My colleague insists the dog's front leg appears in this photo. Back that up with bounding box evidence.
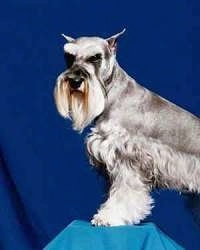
[87,128,153,226]
[91,164,153,226]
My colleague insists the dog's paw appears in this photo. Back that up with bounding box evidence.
[91,213,110,226]
[91,210,125,227]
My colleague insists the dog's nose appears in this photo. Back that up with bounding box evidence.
[68,76,84,89]
[64,67,86,89]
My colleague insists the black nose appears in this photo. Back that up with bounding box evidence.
[64,67,87,89]
[68,76,84,89]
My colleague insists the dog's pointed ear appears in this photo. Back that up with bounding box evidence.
[106,28,126,52]
[61,34,75,43]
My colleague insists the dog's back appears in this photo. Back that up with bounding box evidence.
[109,79,200,156]
[146,89,200,156]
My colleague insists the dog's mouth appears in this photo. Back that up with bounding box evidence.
[69,82,85,94]
[70,90,82,95]
[55,74,105,131]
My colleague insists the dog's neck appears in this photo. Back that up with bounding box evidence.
[105,61,136,102]
[94,61,137,125]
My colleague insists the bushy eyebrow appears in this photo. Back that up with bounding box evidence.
[64,43,105,60]
[64,43,78,56]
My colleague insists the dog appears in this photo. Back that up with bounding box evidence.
[54,29,200,226]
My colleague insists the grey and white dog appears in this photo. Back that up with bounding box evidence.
[54,30,200,226]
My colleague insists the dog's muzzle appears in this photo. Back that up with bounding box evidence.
[64,66,88,90]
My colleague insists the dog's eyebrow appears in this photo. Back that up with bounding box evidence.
[64,43,78,56]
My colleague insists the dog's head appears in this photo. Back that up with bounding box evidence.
[54,29,125,132]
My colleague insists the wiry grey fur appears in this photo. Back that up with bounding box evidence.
[54,31,200,226]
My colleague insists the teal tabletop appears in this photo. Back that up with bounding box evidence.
[44,220,184,250]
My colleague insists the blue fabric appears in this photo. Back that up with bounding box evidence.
[0,1,200,250]
[44,220,184,250]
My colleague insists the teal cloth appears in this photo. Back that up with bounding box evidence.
[44,220,184,250]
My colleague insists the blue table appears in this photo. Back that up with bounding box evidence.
[44,220,184,250]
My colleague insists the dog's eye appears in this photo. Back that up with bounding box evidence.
[64,53,75,68]
[87,53,102,63]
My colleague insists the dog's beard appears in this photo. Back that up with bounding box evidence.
[54,76,105,132]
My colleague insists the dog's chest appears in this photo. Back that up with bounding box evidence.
[86,122,158,187]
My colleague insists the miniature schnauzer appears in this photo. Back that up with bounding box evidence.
[54,29,200,226]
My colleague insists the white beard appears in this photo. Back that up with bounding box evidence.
[54,75,105,132]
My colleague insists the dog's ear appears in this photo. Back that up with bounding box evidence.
[61,34,75,43]
[106,28,126,52]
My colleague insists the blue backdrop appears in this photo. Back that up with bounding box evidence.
[0,1,200,249]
